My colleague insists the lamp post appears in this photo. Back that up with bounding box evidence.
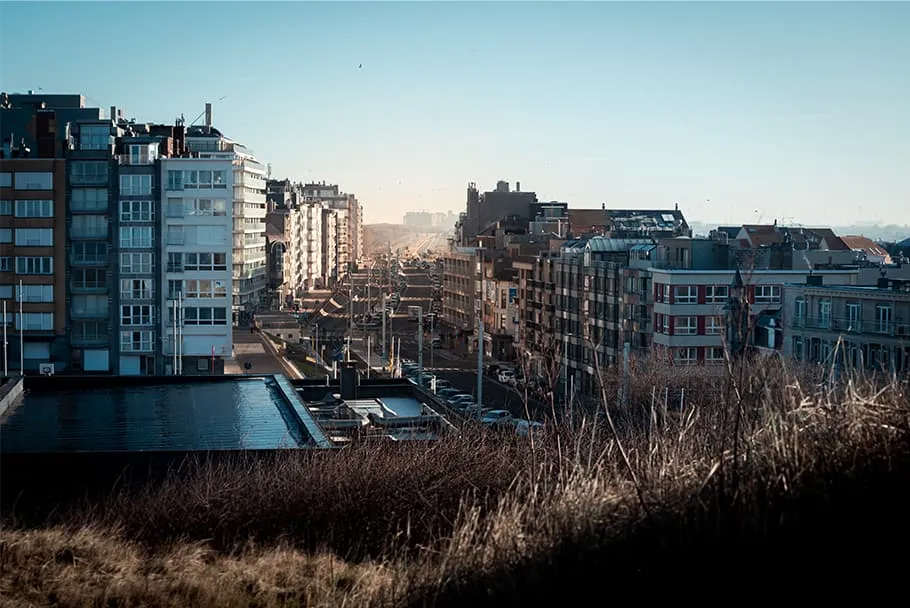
[476,247,484,410]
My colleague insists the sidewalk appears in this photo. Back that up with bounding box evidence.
[225,329,304,379]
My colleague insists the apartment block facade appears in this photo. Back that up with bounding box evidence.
[0,158,67,372]
[782,278,910,372]
[2,92,240,375]
[161,158,233,374]
[185,120,267,323]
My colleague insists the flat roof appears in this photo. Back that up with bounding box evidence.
[0,375,331,453]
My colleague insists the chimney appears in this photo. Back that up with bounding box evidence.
[877,277,890,289]
[110,106,116,121]
[204,102,213,130]
[516,181,520,192]
[339,362,359,400]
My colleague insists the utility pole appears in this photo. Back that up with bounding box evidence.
[476,248,484,410]
[564,333,570,408]
[417,306,423,388]
[381,292,387,364]
[430,311,434,370]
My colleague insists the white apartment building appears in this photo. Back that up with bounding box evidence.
[185,116,267,324]
[322,209,339,286]
[161,158,233,374]
[286,201,324,294]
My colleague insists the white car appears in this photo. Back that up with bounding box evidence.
[447,394,474,406]
[498,370,516,384]
[481,410,514,426]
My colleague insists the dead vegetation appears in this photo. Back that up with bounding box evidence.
[2,359,908,606]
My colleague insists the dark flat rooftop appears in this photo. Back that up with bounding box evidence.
[0,376,323,453]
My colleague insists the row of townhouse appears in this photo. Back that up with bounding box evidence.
[265,180,363,307]
[444,207,909,398]
[0,92,267,374]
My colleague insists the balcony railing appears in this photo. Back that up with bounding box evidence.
[71,308,110,320]
[71,282,108,294]
[792,316,909,337]
[120,290,155,301]
[70,333,110,347]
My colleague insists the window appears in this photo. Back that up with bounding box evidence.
[185,279,227,299]
[166,226,184,245]
[70,162,108,185]
[14,199,53,217]
[121,330,154,352]
[16,284,54,303]
[120,279,153,300]
[0,285,12,299]
[655,313,667,334]
[846,303,860,330]
[166,197,184,217]
[72,295,108,317]
[818,299,832,329]
[0,200,11,215]
[70,215,108,239]
[673,286,697,304]
[14,172,53,190]
[675,347,697,365]
[72,321,107,343]
[167,279,183,298]
[166,170,183,190]
[0,228,10,243]
[0,173,11,188]
[706,285,729,304]
[120,252,153,274]
[794,297,807,325]
[14,228,53,247]
[754,285,781,304]
[16,312,53,331]
[119,174,152,196]
[705,316,723,335]
[875,304,893,334]
[675,316,697,335]
[183,252,227,271]
[128,144,157,165]
[167,252,183,273]
[72,268,106,289]
[16,256,53,275]
[79,125,112,150]
[792,337,804,361]
[120,200,154,222]
[706,347,725,363]
[120,226,153,248]
[0,257,12,272]
[185,198,227,216]
[121,305,153,326]
[72,242,107,264]
[183,306,228,325]
[70,188,108,211]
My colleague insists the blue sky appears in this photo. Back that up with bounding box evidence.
[1,1,908,225]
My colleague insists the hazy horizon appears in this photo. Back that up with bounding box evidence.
[2,1,907,225]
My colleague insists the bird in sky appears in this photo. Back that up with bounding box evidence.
[358,64,362,69]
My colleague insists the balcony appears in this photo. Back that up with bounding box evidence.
[70,332,110,347]
[71,307,110,320]
[70,281,108,295]
[791,316,909,337]
[120,290,155,301]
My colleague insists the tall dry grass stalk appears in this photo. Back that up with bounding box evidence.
[2,359,908,606]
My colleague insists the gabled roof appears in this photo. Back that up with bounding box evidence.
[738,225,783,248]
[841,235,893,263]
[805,228,849,251]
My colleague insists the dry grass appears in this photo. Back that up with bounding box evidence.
[2,359,909,606]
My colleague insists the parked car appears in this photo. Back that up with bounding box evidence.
[437,388,461,400]
[447,394,474,406]
[498,369,516,384]
[514,419,545,437]
[481,410,514,426]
